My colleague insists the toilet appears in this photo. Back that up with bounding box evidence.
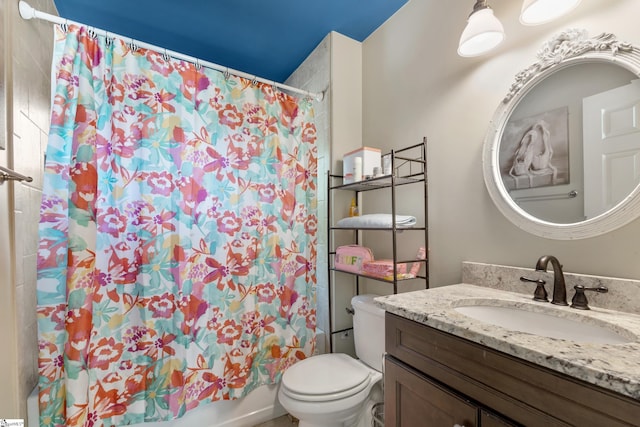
[278,295,385,427]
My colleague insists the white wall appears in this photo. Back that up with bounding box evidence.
[362,0,640,288]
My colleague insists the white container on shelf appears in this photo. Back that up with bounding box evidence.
[343,147,381,183]
[353,157,363,181]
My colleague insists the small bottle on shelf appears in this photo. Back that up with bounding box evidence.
[349,198,359,217]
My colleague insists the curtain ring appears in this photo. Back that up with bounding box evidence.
[162,49,170,62]
[271,81,278,94]
[195,58,202,70]
[128,38,137,51]
[251,76,258,87]
[224,68,230,80]
[61,19,68,33]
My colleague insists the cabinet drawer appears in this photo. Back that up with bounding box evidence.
[385,356,478,427]
[386,313,640,426]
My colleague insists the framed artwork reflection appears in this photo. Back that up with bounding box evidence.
[499,106,569,191]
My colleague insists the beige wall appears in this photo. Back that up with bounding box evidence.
[327,33,362,355]
[0,0,57,420]
[329,32,363,170]
[362,0,640,289]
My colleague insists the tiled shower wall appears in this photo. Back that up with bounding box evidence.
[285,35,331,352]
[0,0,57,419]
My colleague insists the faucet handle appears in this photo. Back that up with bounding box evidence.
[520,276,548,302]
[570,285,608,310]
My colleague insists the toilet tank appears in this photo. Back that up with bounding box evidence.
[351,294,386,372]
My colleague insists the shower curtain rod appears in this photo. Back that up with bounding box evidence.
[18,1,324,101]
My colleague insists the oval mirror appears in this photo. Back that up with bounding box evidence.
[483,29,640,239]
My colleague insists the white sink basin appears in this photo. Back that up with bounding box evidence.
[454,304,632,344]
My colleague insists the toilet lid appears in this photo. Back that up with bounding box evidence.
[281,353,372,400]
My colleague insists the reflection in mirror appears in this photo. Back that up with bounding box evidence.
[483,29,640,239]
[500,62,639,224]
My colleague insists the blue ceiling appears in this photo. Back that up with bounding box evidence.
[53,0,408,82]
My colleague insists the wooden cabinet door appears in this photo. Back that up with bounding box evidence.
[480,410,519,427]
[385,356,478,427]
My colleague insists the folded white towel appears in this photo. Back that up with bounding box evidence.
[336,214,417,228]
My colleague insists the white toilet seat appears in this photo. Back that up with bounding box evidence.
[280,353,375,402]
[281,374,372,402]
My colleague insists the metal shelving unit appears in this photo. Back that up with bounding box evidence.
[327,138,428,352]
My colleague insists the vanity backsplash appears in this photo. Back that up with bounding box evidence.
[462,262,640,315]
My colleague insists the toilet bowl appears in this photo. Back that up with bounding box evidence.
[278,295,385,427]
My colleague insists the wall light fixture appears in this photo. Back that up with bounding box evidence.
[458,0,505,57]
[459,0,582,57]
[520,0,582,25]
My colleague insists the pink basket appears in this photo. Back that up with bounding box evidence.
[335,245,374,273]
[363,260,408,279]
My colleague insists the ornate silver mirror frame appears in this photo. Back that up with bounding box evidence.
[483,29,640,240]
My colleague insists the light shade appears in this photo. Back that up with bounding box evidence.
[458,6,505,57]
[520,0,582,25]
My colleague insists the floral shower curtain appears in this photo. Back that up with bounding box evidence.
[37,25,317,427]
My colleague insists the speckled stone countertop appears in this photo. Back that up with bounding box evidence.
[375,284,640,400]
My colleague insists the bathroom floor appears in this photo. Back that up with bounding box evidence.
[254,414,298,427]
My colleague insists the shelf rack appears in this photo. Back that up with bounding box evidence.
[327,138,428,352]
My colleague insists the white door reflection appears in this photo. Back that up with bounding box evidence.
[583,79,640,219]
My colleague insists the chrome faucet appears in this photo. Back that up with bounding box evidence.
[535,255,568,306]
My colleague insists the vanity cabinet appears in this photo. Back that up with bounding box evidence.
[384,313,640,427]
[385,356,514,427]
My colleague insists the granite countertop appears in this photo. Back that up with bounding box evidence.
[375,283,640,400]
